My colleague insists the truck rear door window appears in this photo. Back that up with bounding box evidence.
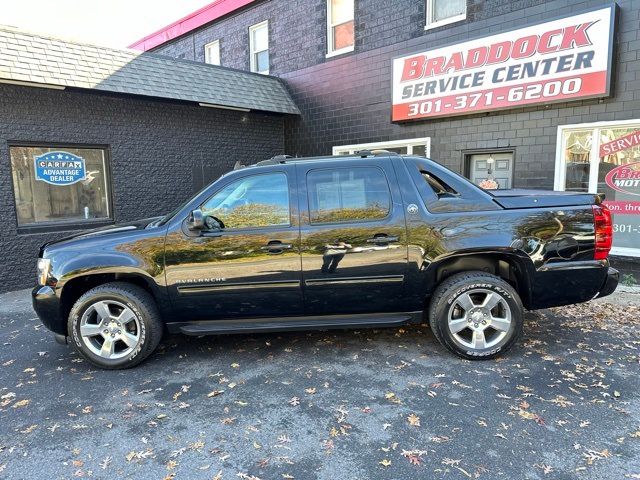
[307,167,390,224]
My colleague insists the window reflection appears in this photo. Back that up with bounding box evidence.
[307,167,390,224]
[202,173,289,229]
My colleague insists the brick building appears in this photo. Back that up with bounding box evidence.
[135,0,640,282]
[0,27,298,292]
[1,0,639,291]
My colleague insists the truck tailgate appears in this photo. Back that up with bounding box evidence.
[490,189,600,209]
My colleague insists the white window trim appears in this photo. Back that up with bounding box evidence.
[555,118,640,258]
[332,137,431,156]
[326,0,354,58]
[424,0,466,31]
[326,45,354,58]
[204,40,220,65]
[249,20,269,74]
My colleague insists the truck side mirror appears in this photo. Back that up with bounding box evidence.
[187,209,205,231]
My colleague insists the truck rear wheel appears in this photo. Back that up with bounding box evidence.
[67,282,163,369]
[428,272,523,360]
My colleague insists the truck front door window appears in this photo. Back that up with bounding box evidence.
[201,173,290,229]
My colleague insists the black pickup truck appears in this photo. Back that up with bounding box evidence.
[33,152,618,369]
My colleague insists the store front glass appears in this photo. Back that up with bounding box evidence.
[556,121,640,256]
[9,145,112,230]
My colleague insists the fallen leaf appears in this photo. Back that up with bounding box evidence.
[407,413,421,427]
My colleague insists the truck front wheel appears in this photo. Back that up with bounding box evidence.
[67,282,163,369]
[428,272,523,360]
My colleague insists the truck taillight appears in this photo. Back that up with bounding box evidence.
[592,204,613,260]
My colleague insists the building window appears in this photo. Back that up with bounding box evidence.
[333,138,431,157]
[307,167,390,224]
[204,40,221,65]
[249,21,269,74]
[327,0,354,57]
[425,0,466,30]
[9,144,112,230]
[555,120,640,257]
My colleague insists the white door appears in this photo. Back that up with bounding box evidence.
[469,152,514,189]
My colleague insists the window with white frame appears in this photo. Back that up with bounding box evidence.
[425,0,466,30]
[327,0,354,57]
[249,21,269,74]
[204,40,221,65]
[555,120,640,257]
[333,138,431,157]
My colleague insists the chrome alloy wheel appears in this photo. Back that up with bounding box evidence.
[79,300,141,360]
[447,289,512,351]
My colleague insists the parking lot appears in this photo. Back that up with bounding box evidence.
[0,288,639,480]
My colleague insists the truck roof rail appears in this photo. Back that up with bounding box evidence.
[355,149,398,158]
[254,154,293,166]
[250,151,398,167]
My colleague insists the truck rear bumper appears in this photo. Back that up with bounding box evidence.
[594,267,619,299]
[529,260,614,310]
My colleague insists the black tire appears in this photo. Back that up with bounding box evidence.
[428,272,523,360]
[68,282,163,369]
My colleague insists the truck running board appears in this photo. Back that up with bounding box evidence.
[171,312,423,336]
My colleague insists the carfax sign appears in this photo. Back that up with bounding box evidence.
[35,151,86,186]
[392,5,616,121]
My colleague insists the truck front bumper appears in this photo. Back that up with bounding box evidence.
[594,267,619,299]
[32,285,66,336]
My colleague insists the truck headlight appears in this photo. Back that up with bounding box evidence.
[37,258,52,286]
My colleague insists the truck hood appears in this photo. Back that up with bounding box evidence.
[39,216,163,255]
[490,189,602,209]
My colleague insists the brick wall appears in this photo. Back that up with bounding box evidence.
[0,84,285,292]
[151,0,576,76]
[149,0,640,189]
[277,0,639,186]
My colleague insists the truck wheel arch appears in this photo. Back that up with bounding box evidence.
[427,250,535,310]
[59,272,164,326]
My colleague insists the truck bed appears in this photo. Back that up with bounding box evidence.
[490,189,600,209]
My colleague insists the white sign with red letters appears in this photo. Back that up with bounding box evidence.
[392,6,615,121]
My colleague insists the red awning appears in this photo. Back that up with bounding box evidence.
[129,0,255,51]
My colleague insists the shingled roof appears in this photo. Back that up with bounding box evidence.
[0,26,299,115]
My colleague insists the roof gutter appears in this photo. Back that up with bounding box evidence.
[0,79,66,90]
[199,102,250,112]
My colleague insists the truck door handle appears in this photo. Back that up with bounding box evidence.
[366,234,399,244]
[261,240,293,254]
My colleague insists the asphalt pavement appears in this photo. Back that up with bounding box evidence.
[0,288,639,479]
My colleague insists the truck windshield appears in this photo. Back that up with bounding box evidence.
[156,177,224,227]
